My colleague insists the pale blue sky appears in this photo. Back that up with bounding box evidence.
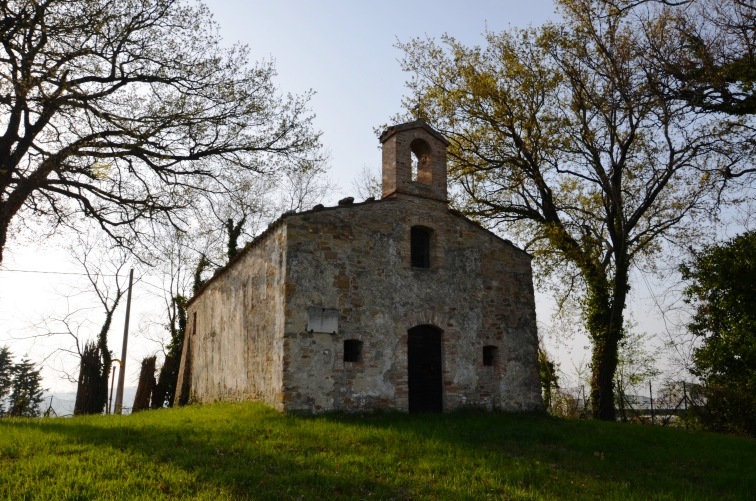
[205,0,559,197]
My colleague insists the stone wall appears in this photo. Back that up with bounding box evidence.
[176,120,543,414]
[181,222,288,408]
[282,194,543,413]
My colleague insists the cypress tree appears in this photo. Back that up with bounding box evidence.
[8,358,44,417]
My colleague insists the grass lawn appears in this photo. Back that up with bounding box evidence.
[1,402,754,500]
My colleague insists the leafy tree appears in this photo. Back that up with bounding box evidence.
[8,357,45,418]
[538,348,560,412]
[681,231,756,435]
[167,295,189,364]
[1,348,45,417]
[397,0,737,419]
[0,346,13,415]
[225,218,247,260]
[0,0,320,265]
[193,254,211,295]
[152,354,180,409]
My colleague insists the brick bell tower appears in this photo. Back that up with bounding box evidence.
[379,120,450,202]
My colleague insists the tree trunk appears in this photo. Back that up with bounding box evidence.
[0,210,9,266]
[132,356,157,413]
[95,311,115,414]
[177,336,193,406]
[74,342,102,415]
[590,335,620,420]
[0,156,58,266]
[586,262,630,421]
[152,354,179,409]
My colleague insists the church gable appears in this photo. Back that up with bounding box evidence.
[177,121,543,414]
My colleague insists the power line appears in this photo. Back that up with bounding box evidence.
[0,268,122,277]
[1,267,172,294]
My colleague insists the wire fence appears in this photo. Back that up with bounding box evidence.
[547,380,703,427]
[35,394,134,418]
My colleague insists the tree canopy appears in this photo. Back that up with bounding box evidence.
[681,231,756,435]
[0,0,320,264]
[397,0,745,419]
[646,0,755,116]
[1,348,45,417]
[0,346,13,413]
[642,0,756,180]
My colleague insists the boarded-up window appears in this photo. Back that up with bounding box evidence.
[343,339,363,362]
[411,226,431,268]
[307,307,339,333]
[483,345,498,366]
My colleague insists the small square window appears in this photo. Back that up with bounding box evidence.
[483,345,497,367]
[344,339,363,363]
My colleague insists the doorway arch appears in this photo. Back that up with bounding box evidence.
[407,325,443,413]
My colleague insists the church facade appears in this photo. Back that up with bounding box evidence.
[175,121,543,413]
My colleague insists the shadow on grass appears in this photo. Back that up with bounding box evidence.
[2,407,412,500]
[303,408,756,499]
[2,404,755,500]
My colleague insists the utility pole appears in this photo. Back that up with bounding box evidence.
[114,269,134,415]
[649,381,655,425]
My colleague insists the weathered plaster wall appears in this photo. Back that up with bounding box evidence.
[182,223,288,408]
[282,194,543,413]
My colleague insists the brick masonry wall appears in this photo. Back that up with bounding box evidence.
[381,126,447,201]
[282,194,543,413]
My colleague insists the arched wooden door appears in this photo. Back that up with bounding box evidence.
[407,325,443,413]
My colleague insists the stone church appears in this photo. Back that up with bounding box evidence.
[175,120,543,413]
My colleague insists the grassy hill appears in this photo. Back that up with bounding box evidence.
[1,403,754,500]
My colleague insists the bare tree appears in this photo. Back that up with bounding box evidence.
[0,0,321,265]
[276,157,335,212]
[17,230,131,413]
[640,0,756,116]
[351,164,382,201]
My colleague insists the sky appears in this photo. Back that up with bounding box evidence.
[203,0,560,195]
[0,0,591,412]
